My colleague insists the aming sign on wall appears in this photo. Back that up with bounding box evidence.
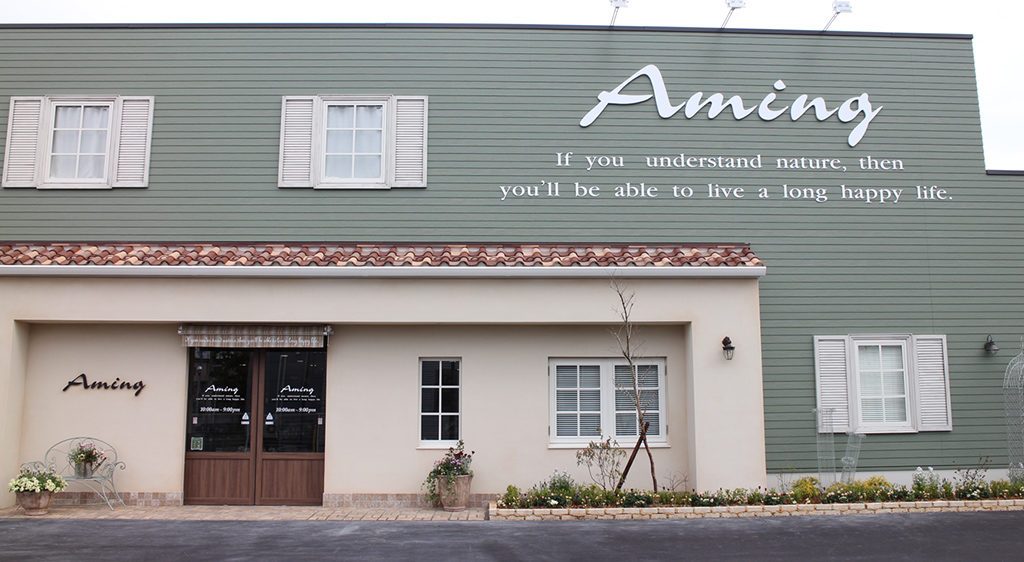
[497,64,952,208]
[579,64,883,147]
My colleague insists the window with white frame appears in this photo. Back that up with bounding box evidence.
[420,359,460,443]
[814,334,952,434]
[2,95,154,189]
[550,358,666,445]
[278,95,427,189]
[49,102,112,182]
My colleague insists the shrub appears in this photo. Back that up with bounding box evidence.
[791,476,821,503]
[941,481,954,499]
[656,489,695,506]
[621,489,655,507]
[497,485,523,508]
[692,490,725,506]
[523,471,578,508]
[576,484,616,507]
[746,487,765,505]
[912,467,942,500]
[575,438,625,491]
[989,479,1015,499]
[953,458,991,500]
[762,489,788,505]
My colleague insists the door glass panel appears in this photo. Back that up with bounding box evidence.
[186,348,253,452]
[262,350,326,453]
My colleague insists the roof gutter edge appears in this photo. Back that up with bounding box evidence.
[0,264,766,279]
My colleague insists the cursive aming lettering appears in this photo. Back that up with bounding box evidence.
[63,373,145,396]
[579,64,883,147]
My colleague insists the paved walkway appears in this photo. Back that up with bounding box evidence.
[0,504,487,521]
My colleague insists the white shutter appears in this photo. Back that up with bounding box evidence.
[913,334,953,431]
[2,97,44,187]
[814,336,852,432]
[392,96,427,187]
[278,96,316,187]
[112,96,154,187]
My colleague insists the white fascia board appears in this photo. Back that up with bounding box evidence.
[0,265,766,279]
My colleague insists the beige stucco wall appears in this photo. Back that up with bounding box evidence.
[19,324,188,493]
[326,324,689,495]
[0,274,765,506]
[0,321,29,504]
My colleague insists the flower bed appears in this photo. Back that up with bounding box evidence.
[488,499,1024,521]
[491,467,1024,520]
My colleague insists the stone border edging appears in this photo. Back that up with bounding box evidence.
[487,499,1024,520]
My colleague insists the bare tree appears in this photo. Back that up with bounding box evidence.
[611,280,658,491]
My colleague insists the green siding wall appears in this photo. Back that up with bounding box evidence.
[1,26,1021,473]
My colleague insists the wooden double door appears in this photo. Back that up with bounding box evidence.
[184,348,326,505]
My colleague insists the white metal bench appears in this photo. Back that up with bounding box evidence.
[22,437,126,510]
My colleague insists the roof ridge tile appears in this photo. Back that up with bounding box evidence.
[0,243,763,269]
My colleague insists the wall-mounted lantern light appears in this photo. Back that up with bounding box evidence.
[722,337,736,360]
[984,335,1000,354]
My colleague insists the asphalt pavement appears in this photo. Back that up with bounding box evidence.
[2,511,1022,561]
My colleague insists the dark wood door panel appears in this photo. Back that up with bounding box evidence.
[258,456,325,505]
[184,455,253,505]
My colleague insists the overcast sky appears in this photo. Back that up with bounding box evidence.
[3,0,1020,169]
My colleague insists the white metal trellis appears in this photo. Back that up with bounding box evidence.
[840,433,865,484]
[1003,341,1024,483]
[814,408,837,487]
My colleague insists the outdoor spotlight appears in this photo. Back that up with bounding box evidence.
[722,337,736,360]
[984,335,1000,354]
[824,0,852,31]
[609,0,629,27]
[721,0,747,29]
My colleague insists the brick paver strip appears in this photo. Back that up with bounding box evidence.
[5,500,1024,521]
[0,505,488,521]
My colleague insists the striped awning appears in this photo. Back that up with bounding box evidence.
[178,325,332,348]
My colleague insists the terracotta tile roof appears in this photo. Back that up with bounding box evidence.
[0,243,763,268]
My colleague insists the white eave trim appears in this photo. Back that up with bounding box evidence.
[0,265,766,279]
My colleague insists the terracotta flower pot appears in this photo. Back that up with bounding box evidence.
[16,491,54,516]
[438,474,473,512]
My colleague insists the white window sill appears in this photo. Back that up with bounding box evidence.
[548,441,670,450]
[37,184,113,190]
[313,183,390,190]
[417,441,461,450]
[853,426,919,435]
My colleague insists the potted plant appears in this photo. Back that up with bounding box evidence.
[423,440,474,511]
[8,466,68,515]
[68,441,107,478]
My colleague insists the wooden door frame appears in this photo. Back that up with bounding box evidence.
[184,348,326,506]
